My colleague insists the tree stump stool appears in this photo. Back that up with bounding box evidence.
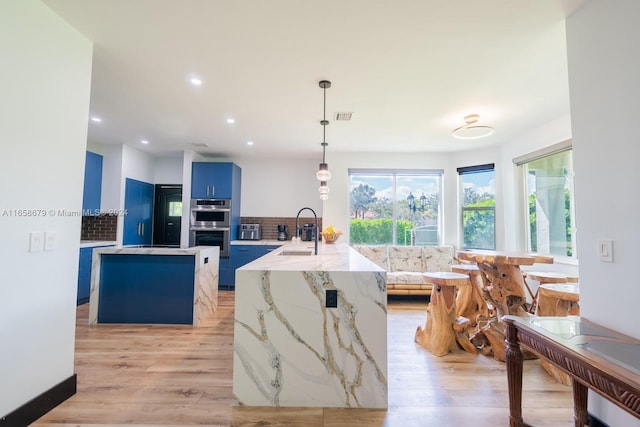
[536,283,581,385]
[415,272,470,356]
[536,283,580,317]
[525,271,569,314]
[451,264,490,321]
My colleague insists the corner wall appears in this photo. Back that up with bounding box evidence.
[566,1,640,425]
[0,1,93,417]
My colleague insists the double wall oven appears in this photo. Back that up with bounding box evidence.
[189,199,231,257]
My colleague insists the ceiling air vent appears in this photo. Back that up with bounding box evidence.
[335,112,353,121]
[190,142,208,148]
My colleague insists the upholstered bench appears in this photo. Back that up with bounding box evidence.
[352,245,456,296]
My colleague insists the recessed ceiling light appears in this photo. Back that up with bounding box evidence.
[226,118,235,124]
[140,140,149,144]
[190,77,202,86]
[247,141,254,146]
[91,116,102,123]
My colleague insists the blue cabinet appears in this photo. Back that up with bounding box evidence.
[82,151,103,214]
[97,254,195,324]
[218,257,232,290]
[77,245,113,305]
[225,244,281,290]
[191,162,241,200]
[123,178,154,246]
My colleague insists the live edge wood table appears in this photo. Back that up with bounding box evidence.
[503,315,640,427]
[456,250,553,361]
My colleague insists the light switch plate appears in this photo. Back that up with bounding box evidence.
[44,231,56,251]
[29,231,44,253]
[599,239,613,262]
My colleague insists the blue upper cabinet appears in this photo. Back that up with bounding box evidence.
[82,151,103,214]
[123,178,154,246]
[191,162,241,200]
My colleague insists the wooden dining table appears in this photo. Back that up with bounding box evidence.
[455,250,553,361]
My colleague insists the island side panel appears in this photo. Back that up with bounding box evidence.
[233,268,387,408]
[193,246,220,326]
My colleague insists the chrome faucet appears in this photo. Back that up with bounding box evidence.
[295,207,318,255]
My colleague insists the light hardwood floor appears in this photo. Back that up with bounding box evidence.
[33,292,573,426]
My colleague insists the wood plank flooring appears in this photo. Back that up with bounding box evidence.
[33,292,573,426]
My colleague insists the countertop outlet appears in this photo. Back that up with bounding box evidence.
[326,289,338,308]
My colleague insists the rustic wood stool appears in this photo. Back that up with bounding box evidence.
[451,264,490,321]
[415,272,470,356]
[536,283,581,385]
[524,271,568,314]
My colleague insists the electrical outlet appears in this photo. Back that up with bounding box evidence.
[29,231,44,253]
[326,289,338,308]
[44,231,56,251]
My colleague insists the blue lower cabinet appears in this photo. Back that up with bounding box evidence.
[77,245,113,305]
[98,254,195,324]
[218,257,233,290]
[227,245,281,290]
[77,248,93,305]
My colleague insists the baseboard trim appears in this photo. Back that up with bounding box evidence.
[0,373,76,426]
[589,412,610,427]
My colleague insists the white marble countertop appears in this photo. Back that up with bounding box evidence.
[239,242,385,273]
[80,240,116,248]
[94,245,215,255]
[231,240,285,245]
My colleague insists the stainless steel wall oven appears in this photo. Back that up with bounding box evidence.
[189,199,231,256]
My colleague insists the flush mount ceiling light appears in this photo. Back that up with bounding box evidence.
[452,114,494,139]
[317,80,332,200]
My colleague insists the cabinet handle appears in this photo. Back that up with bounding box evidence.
[141,223,144,236]
[207,185,210,197]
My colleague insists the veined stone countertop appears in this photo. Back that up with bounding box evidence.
[80,240,116,248]
[94,246,213,255]
[239,242,385,272]
[231,239,285,246]
[233,242,388,409]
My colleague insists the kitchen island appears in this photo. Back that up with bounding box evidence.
[89,246,219,326]
[233,243,388,408]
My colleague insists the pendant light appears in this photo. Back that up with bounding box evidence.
[317,80,332,200]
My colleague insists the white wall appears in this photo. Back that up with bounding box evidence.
[567,2,640,425]
[0,1,92,417]
[235,156,321,217]
[154,156,183,184]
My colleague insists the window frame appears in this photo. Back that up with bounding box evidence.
[514,140,577,260]
[457,164,496,250]
[348,168,444,246]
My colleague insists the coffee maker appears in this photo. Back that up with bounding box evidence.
[277,224,289,241]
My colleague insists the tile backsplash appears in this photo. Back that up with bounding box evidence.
[81,214,117,241]
[240,216,323,241]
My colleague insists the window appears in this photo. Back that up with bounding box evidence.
[458,164,495,250]
[515,141,576,258]
[349,169,442,245]
[168,201,182,217]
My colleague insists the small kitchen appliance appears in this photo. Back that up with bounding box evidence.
[277,224,289,241]
[238,224,261,240]
[302,223,316,241]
